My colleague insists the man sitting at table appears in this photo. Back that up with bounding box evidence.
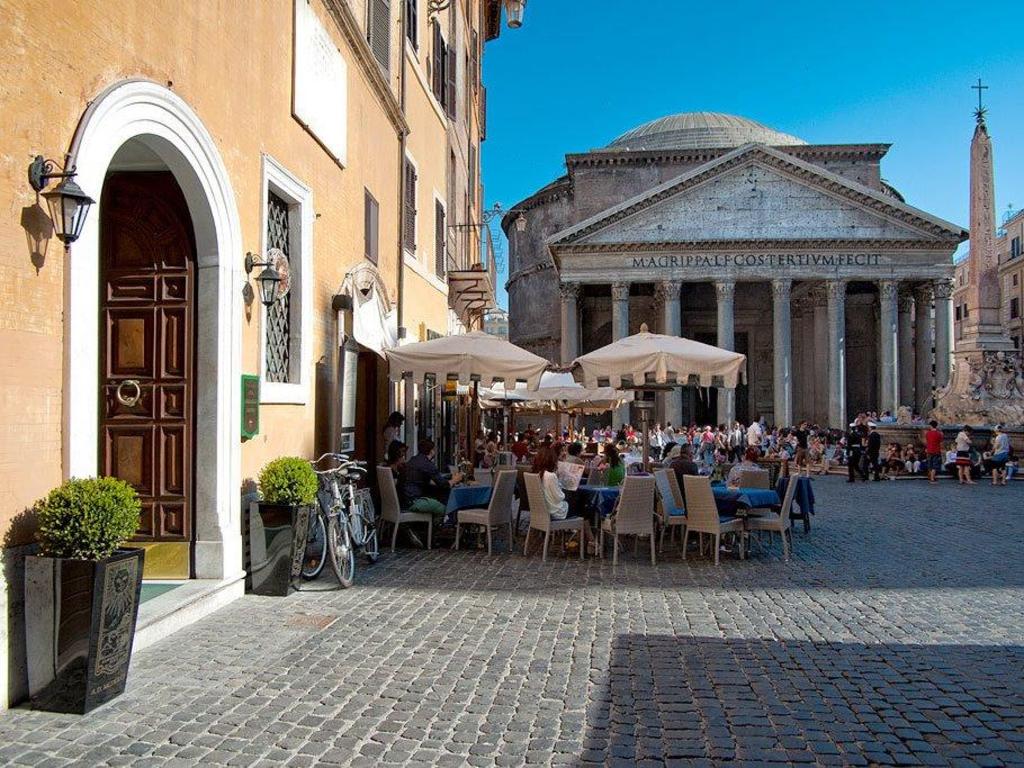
[398,439,462,523]
[726,447,768,488]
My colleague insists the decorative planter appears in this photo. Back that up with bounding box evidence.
[24,547,145,714]
[244,502,311,596]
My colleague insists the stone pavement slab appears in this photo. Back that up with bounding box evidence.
[1,477,1022,766]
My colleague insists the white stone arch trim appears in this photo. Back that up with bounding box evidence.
[64,79,243,579]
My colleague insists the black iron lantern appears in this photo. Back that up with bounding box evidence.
[29,155,95,246]
[255,264,282,308]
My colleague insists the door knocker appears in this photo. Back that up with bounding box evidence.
[115,379,142,407]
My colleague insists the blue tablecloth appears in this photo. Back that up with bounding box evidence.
[445,484,492,517]
[777,476,815,531]
[711,483,782,515]
[578,485,620,518]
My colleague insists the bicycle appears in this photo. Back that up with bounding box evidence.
[301,453,379,587]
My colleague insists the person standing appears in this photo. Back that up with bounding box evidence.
[989,424,1010,486]
[866,424,882,481]
[846,418,868,483]
[923,420,944,484]
[954,425,975,485]
[746,417,763,456]
[792,421,810,477]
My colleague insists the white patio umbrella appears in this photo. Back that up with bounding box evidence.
[571,327,746,390]
[385,330,549,389]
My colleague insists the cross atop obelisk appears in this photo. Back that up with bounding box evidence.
[972,77,988,123]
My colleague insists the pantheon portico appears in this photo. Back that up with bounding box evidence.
[504,113,967,427]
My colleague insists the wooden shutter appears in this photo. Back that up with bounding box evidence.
[445,44,457,119]
[403,160,417,252]
[368,0,391,74]
[471,30,479,93]
[364,189,379,264]
[431,21,444,104]
[435,199,446,277]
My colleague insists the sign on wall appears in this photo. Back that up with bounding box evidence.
[241,375,260,440]
[293,0,348,166]
[339,345,358,453]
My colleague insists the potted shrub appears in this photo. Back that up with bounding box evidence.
[245,457,316,596]
[24,477,144,714]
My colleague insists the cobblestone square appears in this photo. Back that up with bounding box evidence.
[2,477,1022,767]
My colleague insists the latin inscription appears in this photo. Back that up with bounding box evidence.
[631,253,883,270]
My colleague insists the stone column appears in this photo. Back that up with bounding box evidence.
[611,281,631,426]
[878,279,900,413]
[771,278,793,427]
[914,283,934,412]
[715,280,736,426]
[933,278,954,389]
[812,286,829,425]
[826,280,847,427]
[897,290,914,409]
[657,279,683,429]
[559,282,581,365]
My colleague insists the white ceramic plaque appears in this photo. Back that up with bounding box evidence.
[293,0,348,166]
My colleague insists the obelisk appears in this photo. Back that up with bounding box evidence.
[931,87,1024,426]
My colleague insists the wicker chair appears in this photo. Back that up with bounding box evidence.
[588,467,609,487]
[600,475,656,565]
[745,474,798,560]
[681,475,744,565]
[376,465,433,551]
[523,473,585,562]
[455,470,516,555]
[654,469,686,554]
[738,469,771,489]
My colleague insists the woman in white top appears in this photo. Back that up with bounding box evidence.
[989,424,1011,486]
[954,426,975,485]
[535,445,594,548]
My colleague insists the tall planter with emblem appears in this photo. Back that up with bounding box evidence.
[24,477,145,714]
[245,457,316,596]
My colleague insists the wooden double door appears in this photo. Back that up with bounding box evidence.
[99,172,196,577]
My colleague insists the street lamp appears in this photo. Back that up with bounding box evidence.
[28,155,95,246]
[244,250,286,308]
[449,202,526,232]
[504,0,526,28]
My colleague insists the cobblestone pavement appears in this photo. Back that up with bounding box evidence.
[2,477,1023,767]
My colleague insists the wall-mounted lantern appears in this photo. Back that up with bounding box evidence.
[504,0,526,28]
[28,155,95,246]
[245,249,287,308]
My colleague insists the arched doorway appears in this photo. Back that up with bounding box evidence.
[65,80,242,582]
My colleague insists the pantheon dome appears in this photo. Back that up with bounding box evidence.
[607,111,807,151]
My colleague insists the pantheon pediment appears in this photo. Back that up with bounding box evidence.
[548,144,966,251]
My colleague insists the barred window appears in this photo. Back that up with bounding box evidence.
[265,191,292,383]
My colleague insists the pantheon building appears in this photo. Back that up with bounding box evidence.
[503,112,967,428]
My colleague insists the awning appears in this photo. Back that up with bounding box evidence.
[341,264,397,357]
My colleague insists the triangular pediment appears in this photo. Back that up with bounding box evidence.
[548,144,966,249]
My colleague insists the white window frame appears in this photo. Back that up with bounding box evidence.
[260,153,314,405]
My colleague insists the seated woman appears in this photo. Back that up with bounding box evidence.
[902,444,921,475]
[726,447,768,488]
[884,443,903,477]
[385,439,407,478]
[535,445,593,546]
[603,443,626,487]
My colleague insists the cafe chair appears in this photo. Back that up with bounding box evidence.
[376,465,433,552]
[588,468,608,487]
[523,473,585,562]
[455,470,516,555]
[654,469,686,554]
[600,475,656,566]
[745,474,798,560]
[682,475,744,565]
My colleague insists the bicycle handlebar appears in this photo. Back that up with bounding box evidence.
[310,452,366,476]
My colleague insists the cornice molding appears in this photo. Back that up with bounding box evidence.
[322,0,409,136]
[566,143,892,170]
[551,238,958,254]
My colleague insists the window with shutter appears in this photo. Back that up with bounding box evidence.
[368,0,391,74]
[445,44,457,119]
[468,144,476,211]
[431,21,444,105]
[403,159,417,253]
[405,0,417,48]
[364,189,379,264]
[471,30,479,93]
[435,199,446,278]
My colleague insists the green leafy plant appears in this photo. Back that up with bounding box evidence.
[36,477,141,560]
[258,457,318,506]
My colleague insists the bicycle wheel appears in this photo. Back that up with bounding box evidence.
[301,513,327,580]
[328,517,355,588]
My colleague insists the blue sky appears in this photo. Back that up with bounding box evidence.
[481,0,1024,308]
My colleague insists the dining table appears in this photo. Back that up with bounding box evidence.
[710,482,782,516]
[777,475,815,532]
[444,483,493,523]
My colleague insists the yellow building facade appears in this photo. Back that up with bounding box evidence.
[0,0,512,707]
